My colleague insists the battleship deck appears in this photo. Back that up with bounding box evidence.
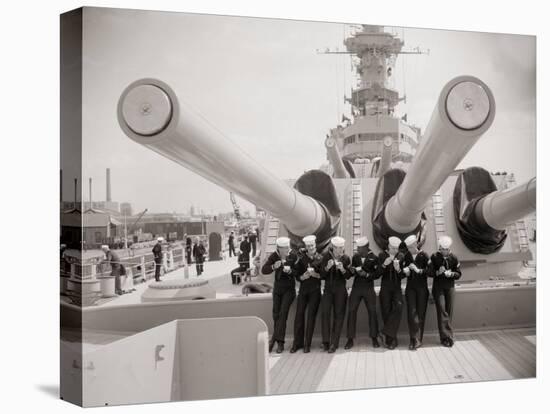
[268,329,536,394]
[61,327,536,395]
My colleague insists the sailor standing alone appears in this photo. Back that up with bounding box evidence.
[261,237,298,353]
[402,234,430,350]
[430,236,462,347]
[344,236,381,349]
[320,236,352,353]
[378,236,405,349]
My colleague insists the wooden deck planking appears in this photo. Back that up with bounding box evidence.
[391,349,410,386]
[267,329,534,395]
[486,332,534,377]
[415,346,441,384]
[401,348,421,385]
[374,348,387,388]
[499,331,536,366]
[479,333,531,378]
[406,350,430,385]
[450,339,484,382]
[364,348,377,388]
[279,352,309,395]
[456,334,513,380]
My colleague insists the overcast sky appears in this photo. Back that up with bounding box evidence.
[71,7,535,214]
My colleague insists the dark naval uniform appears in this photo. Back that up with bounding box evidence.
[378,251,405,346]
[292,249,323,351]
[152,242,162,281]
[261,250,298,346]
[193,243,206,275]
[403,250,430,344]
[346,250,380,341]
[320,251,352,350]
[430,252,462,345]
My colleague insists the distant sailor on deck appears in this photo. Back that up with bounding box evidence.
[248,230,258,258]
[261,236,298,353]
[291,235,322,354]
[101,245,124,295]
[193,237,206,276]
[378,236,405,349]
[184,234,193,264]
[320,236,352,353]
[403,234,430,350]
[152,237,163,282]
[228,231,236,258]
[430,236,462,347]
[240,234,251,261]
[345,236,381,350]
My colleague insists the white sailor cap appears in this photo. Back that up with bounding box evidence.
[157,237,164,242]
[276,237,290,248]
[302,235,316,244]
[356,236,369,247]
[101,244,109,250]
[388,236,401,248]
[331,236,345,247]
[438,236,453,249]
[404,234,417,247]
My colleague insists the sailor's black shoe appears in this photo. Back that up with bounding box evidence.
[372,337,380,348]
[290,344,301,353]
[322,342,330,351]
[276,342,284,354]
[344,338,354,350]
[269,339,275,353]
[303,345,310,353]
[328,344,337,354]
[409,339,416,351]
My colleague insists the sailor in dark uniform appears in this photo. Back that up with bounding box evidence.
[240,235,251,260]
[378,236,405,349]
[430,236,462,347]
[192,238,206,276]
[152,237,163,282]
[403,234,430,350]
[261,237,298,353]
[291,235,322,354]
[320,236,352,353]
[344,236,381,349]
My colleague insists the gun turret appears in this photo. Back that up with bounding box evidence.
[372,76,496,248]
[117,78,338,246]
[454,166,536,253]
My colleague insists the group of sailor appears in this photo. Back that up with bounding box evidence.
[261,233,461,354]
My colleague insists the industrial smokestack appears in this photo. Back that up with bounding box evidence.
[89,177,92,210]
[74,178,77,210]
[106,168,112,202]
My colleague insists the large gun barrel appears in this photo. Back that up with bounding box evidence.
[384,76,496,233]
[325,136,349,179]
[476,177,536,231]
[117,78,328,237]
[378,136,393,177]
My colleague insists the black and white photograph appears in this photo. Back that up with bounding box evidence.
[57,5,537,408]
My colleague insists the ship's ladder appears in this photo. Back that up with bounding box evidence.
[262,215,281,262]
[351,180,363,252]
[431,189,447,239]
[505,174,531,253]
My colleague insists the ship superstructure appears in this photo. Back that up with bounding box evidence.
[323,25,425,178]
